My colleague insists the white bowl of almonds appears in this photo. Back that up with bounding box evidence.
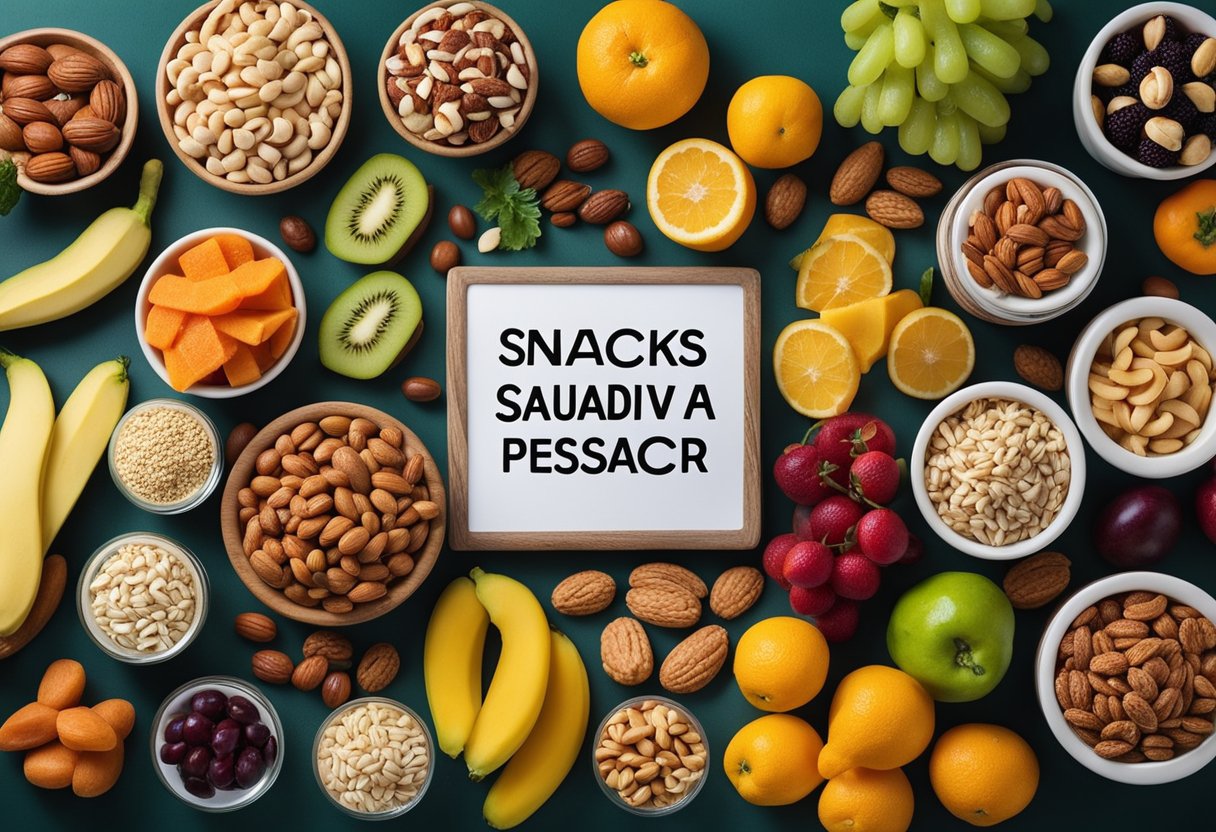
[155,0,351,194]
[910,381,1087,561]
[1066,296,1216,478]
[1035,571,1216,784]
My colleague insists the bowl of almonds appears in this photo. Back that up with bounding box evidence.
[0,28,138,195]
[220,402,445,626]
[378,0,538,157]
[1036,571,1216,784]
[1066,296,1216,478]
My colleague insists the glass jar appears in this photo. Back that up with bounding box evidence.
[107,397,223,513]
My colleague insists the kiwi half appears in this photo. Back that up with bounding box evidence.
[319,271,423,379]
[325,154,431,265]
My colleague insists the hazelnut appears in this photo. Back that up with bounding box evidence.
[430,240,460,275]
[225,422,259,467]
[279,215,316,253]
[604,221,643,257]
[448,204,476,239]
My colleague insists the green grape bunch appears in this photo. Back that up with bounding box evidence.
[835,0,1053,171]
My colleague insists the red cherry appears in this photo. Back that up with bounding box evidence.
[790,584,836,617]
[856,508,909,565]
[830,553,882,600]
[808,496,866,545]
[762,533,798,590]
[782,541,834,589]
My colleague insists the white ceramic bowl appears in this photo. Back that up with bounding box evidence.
[1065,296,1216,478]
[940,160,1107,324]
[1073,2,1216,180]
[1035,571,1216,784]
[133,227,306,398]
[910,381,1087,561]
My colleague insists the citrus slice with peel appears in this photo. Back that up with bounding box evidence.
[789,214,896,269]
[647,138,756,252]
[795,234,893,312]
[773,320,860,418]
[887,307,976,400]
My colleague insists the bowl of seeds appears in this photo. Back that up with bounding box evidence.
[910,381,1087,561]
[107,398,223,514]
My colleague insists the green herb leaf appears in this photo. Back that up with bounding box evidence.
[0,157,21,217]
[472,164,542,250]
[919,266,934,306]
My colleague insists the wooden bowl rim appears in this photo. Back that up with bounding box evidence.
[154,0,353,196]
[0,27,140,196]
[220,402,445,626]
[376,0,538,158]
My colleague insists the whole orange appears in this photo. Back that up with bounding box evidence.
[723,714,825,806]
[733,616,829,712]
[727,75,823,169]
[929,724,1039,827]
[576,0,710,130]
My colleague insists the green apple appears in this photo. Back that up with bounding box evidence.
[886,571,1014,703]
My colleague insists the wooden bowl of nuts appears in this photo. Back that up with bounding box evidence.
[378,0,538,158]
[220,402,445,626]
[154,0,352,195]
[0,28,138,195]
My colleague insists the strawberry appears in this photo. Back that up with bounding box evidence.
[782,540,834,589]
[1198,478,1216,545]
[899,532,925,565]
[830,553,881,600]
[790,584,836,617]
[855,508,909,565]
[772,443,835,506]
[808,495,865,545]
[762,533,798,590]
[849,451,901,506]
[815,599,860,642]
[812,413,897,485]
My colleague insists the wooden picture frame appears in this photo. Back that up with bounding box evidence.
[446,267,761,551]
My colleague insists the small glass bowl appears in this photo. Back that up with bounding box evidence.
[592,695,709,817]
[150,675,284,811]
[77,532,209,664]
[312,697,435,820]
[107,398,224,513]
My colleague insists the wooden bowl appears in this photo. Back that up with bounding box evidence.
[378,0,538,158]
[0,28,139,196]
[220,403,445,626]
[155,0,352,195]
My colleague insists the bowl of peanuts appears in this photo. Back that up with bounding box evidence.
[155,0,352,195]
[910,381,1087,561]
[1065,296,1216,478]
[1035,570,1216,784]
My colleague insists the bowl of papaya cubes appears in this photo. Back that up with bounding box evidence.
[134,228,306,397]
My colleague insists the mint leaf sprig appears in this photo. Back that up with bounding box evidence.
[472,165,541,251]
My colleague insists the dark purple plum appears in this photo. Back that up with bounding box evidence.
[262,735,277,767]
[235,747,266,789]
[1095,485,1182,568]
[226,695,260,725]
[182,711,214,746]
[160,741,188,765]
[207,753,235,789]
[243,721,270,748]
[191,689,228,720]
[181,745,212,779]
[183,777,215,799]
[211,719,242,757]
[163,716,185,743]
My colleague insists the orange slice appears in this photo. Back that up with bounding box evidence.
[646,138,756,252]
[795,234,893,312]
[773,320,860,418]
[888,308,976,399]
[790,214,896,269]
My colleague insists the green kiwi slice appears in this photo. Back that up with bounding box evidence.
[325,154,431,265]
[318,271,423,379]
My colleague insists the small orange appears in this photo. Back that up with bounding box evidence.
[929,724,1039,827]
[818,766,915,832]
[727,75,823,169]
[576,0,709,130]
[723,714,825,806]
[733,616,830,712]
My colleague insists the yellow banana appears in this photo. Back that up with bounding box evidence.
[42,357,129,553]
[483,630,590,829]
[0,160,162,331]
[464,567,550,781]
[0,351,54,635]
[424,576,490,758]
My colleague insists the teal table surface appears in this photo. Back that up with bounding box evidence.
[2,0,1215,829]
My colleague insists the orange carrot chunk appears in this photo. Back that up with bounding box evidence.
[178,238,231,281]
[144,305,187,350]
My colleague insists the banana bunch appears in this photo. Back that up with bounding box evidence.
[0,352,129,635]
[836,0,1052,170]
[425,569,590,829]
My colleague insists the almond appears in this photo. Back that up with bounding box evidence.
[3,74,56,102]
[629,563,707,598]
[234,612,277,642]
[1012,345,1064,392]
[61,117,119,153]
[660,625,729,694]
[709,566,764,619]
[626,584,701,628]
[0,44,54,74]
[0,702,61,751]
[321,671,352,708]
[22,121,62,154]
[38,659,86,710]
[600,617,653,685]
[541,179,592,212]
[56,707,117,752]
[23,739,79,789]
[251,649,294,684]
[764,173,807,230]
[347,580,388,603]
[292,654,329,691]
[829,141,883,205]
[89,79,125,125]
[511,149,560,191]
[91,699,135,741]
[551,570,616,616]
[72,745,124,798]
[2,97,55,125]
[567,138,610,173]
[578,189,630,224]
[0,113,24,151]
[865,190,924,229]
[357,643,400,692]
[47,53,109,93]
[885,166,942,198]
[1002,551,1070,609]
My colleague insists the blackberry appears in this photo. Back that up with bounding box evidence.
[1132,42,1193,85]
[1183,31,1209,58]
[1161,16,1181,43]
[1198,112,1216,140]
[1101,31,1141,66]
[1138,137,1179,167]
[1165,92,1199,130]
[1105,102,1149,150]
